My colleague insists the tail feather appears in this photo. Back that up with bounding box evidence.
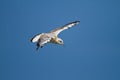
[36,43,43,50]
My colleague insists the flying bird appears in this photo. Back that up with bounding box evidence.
[30,21,80,50]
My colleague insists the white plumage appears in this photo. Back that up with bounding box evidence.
[30,21,80,50]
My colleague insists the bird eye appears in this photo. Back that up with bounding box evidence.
[59,40,62,43]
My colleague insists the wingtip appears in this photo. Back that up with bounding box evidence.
[74,21,80,24]
[30,38,33,43]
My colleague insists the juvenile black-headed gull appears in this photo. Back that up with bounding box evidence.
[31,21,80,50]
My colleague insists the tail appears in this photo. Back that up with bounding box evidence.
[36,43,43,51]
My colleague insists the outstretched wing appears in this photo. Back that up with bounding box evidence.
[36,34,51,50]
[31,33,43,43]
[50,21,80,36]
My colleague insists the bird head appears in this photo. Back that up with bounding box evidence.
[57,38,64,45]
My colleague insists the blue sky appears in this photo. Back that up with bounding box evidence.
[0,0,120,80]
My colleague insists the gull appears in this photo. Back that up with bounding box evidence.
[30,21,80,50]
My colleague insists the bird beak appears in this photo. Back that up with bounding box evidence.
[62,43,64,46]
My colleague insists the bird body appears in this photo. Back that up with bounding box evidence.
[31,21,80,50]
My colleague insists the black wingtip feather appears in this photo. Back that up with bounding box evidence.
[74,21,80,24]
[30,38,33,42]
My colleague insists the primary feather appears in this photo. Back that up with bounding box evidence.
[50,21,80,36]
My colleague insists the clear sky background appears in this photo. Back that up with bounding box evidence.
[0,0,120,80]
